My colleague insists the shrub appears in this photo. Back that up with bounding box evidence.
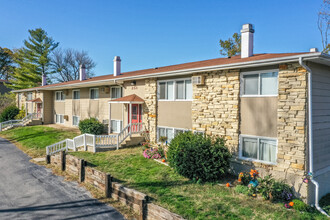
[258,174,293,201]
[235,185,249,195]
[167,131,231,182]
[0,105,19,122]
[0,93,16,113]
[78,118,104,135]
[15,107,26,119]
[292,199,309,212]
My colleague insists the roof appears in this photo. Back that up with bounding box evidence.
[14,52,327,92]
[109,94,144,103]
[27,98,42,103]
[0,79,9,83]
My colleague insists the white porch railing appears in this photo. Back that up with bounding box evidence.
[0,113,42,132]
[46,122,143,155]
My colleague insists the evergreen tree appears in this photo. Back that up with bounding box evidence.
[219,33,241,57]
[8,28,59,89]
[0,47,15,80]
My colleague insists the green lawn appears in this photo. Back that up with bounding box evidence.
[0,125,78,157]
[1,126,328,219]
[71,148,329,220]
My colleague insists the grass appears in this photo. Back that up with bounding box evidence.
[1,126,329,219]
[0,125,78,157]
[70,148,329,220]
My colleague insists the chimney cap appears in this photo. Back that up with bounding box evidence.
[113,56,121,61]
[80,64,86,69]
[310,48,319,52]
[241,23,254,33]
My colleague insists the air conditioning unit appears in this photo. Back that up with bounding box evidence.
[64,115,69,120]
[192,76,204,85]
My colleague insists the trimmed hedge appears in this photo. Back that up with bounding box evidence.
[78,118,104,135]
[167,132,231,182]
[0,105,19,122]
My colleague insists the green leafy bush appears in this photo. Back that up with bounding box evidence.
[0,105,19,122]
[15,107,26,119]
[78,118,104,135]
[320,193,330,214]
[167,132,231,182]
[292,199,309,212]
[258,174,293,201]
[235,185,249,195]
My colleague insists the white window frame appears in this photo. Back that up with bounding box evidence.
[157,126,190,143]
[110,86,122,99]
[27,92,33,101]
[240,69,279,97]
[110,120,122,133]
[55,114,64,124]
[90,88,99,100]
[72,115,80,126]
[239,134,278,165]
[55,91,65,101]
[72,90,80,100]
[157,77,193,101]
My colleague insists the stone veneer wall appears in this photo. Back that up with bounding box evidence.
[191,69,240,153]
[143,79,158,143]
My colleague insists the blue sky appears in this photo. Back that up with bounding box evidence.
[0,0,323,76]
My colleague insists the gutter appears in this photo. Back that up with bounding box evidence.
[299,57,330,217]
[13,53,325,93]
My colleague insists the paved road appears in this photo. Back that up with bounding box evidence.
[0,137,125,220]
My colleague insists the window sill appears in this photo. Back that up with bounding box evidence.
[238,156,277,166]
[158,99,193,102]
[55,100,65,102]
[240,95,278,98]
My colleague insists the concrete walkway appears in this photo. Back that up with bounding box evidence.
[0,137,125,220]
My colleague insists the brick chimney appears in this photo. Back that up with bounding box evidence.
[113,56,121,76]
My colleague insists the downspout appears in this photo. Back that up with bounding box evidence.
[299,57,329,217]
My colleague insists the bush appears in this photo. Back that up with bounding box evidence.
[235,185,249,195]
[78,118,104,135]
[15,107,26,119]
[167,132,231,182]
[258,174,293,201]
[0,105,19,122]
[292,199,309,212]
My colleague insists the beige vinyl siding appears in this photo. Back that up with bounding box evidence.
[240,97,278,137]
[123,80,145,98]
[158,101,192,129]
[311,62,330,171]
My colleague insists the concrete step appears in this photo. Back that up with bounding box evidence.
[121,136,145,147]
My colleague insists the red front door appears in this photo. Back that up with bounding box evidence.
[37,103,42,118]
[128,104,142,124]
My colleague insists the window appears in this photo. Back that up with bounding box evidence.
[73,116,80,126]
[241,71,278,96]
[157,127,189,143]
[90,88,99,99]
[111,87,122,99]
[55,114,64,124]
[111,120,122,133]
[158,79,192,100]
[240,135,277,164]
[73,90,80,100]
[55,91,65,101]
[27,92,33,101]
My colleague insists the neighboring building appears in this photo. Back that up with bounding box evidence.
[0,79,12,95]
[13,24,330,205]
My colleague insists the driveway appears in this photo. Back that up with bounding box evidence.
[0,137,125,220]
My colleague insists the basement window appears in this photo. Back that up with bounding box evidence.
[239,135,277,164]
[55,114,64,124]
[72,116,80,126]
[241,70,278,96]
[157,127,189,143]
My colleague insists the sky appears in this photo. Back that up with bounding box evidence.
[0,0,324,77]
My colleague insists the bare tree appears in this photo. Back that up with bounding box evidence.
[318,0,330,53]
[51,48,96,82]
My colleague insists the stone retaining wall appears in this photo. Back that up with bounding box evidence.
[48,152,184,220]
